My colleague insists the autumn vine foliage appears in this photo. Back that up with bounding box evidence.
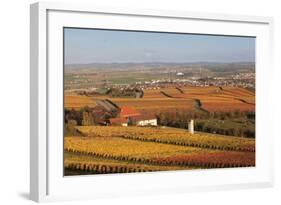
[64,126,255,174]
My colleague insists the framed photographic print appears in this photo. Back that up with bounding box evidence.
[30,2,274,202]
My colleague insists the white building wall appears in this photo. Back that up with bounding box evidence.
[188,119,194,134]
[137,119,157,126]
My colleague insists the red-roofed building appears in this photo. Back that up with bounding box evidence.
[109,106,157,127]
[119,106,141,118]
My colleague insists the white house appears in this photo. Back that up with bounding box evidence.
[176,72,184,76]
[133,115,158,126]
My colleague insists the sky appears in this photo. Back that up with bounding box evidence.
[64,28,255,64]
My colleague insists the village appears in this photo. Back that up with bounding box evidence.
[114,71,255,90]
[65,69,255,96]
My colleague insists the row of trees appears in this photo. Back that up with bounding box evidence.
[65,163,155,174]
[64,107,102,136]
[107,88,144,98]
[195,121,255,138]
[156,110,255,138]
[64,107,93,125]
[157,110,255,121]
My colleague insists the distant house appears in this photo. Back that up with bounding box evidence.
[91,105,115,125]
[109,106,157,127]
[176,72,184,76]
[132,114,157,126]
[89,99,121,125]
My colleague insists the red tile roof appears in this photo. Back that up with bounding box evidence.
[132,114,157,122]
[119,106,140,117]
[110,117,128,124]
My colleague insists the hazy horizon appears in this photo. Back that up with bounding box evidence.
[65,61,255,66]
[64,28,255,65]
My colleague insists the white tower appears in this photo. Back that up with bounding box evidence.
[188,119,194,134]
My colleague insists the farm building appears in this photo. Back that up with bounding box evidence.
[132,114,157,126]
[110,106,157,126]
[91,105,114,125]
[89,99,121,125]
[96,99,120,115]
[88,104,157,127]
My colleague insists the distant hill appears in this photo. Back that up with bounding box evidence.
[65,62,255,71]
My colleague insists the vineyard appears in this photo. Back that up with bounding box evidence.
[142,86,255,112]
[64,152,194,175]
[64,95,96,109]
[64,126,255,175]
[64,86,255,113]
[77,126,255,152]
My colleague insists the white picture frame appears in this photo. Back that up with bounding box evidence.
[30,2,274,202]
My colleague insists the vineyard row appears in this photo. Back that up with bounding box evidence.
[119,135,255,152]
[64,149,254,168]
[65,163,159,174]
